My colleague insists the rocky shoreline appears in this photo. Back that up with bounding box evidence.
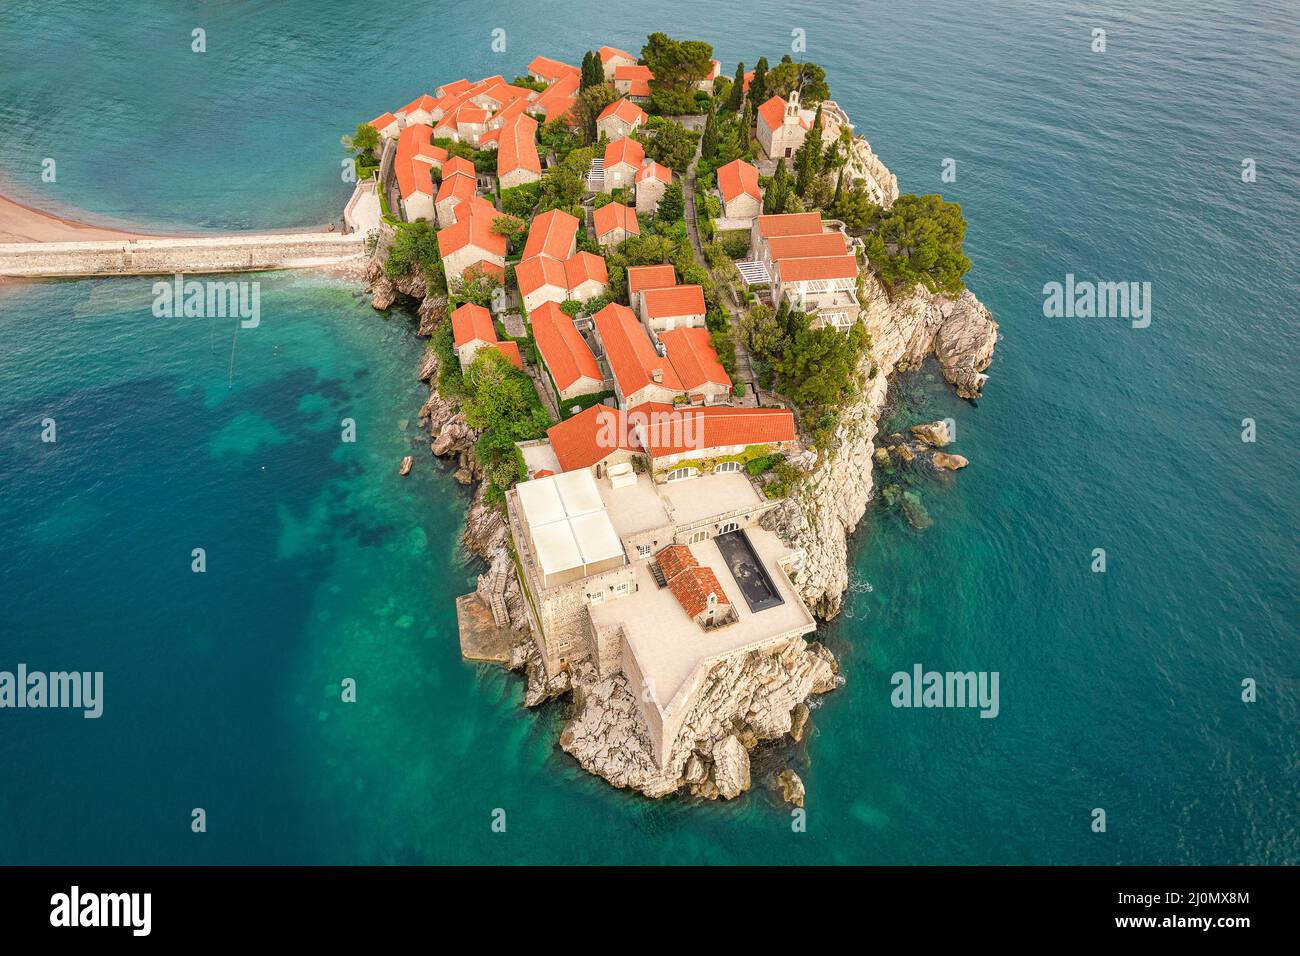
[369,179,997,804]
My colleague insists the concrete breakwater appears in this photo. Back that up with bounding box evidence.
[0,232,366,278]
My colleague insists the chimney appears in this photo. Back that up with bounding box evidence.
[651,368,663,384]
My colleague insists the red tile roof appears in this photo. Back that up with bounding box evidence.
[564,251,608,289]
[632,404,796,457]
[437,204,507,262]
[532,73,580,124]
[437,79,474,98]
[626,264,676,296]
[400,94,439,116]
[530,301,603,391]
[640,283,704,319]
[492,340,524,370]
[757,94,788,132]
[464,259,506,283]
[755,212,824,238]
[435,168,477,205]
[604,136,645,170]
[442,155,476,180]
[522,208,579,261]
[659,327,730,391]
[614,64,654,97]
[593,303,681,396]
[451,303,496,348]
[656,545,732,621]
[514,255,568,297]
[776,254,859,282]
[597,98,647,128]
[546,403,639,472]
[743,71,754,92]
[395,124,441,199]
[498,113,541,177]
[766,232,849,261]
[636,160,672,184]
[528,56,580,82]
[599,46,636,64]
[717,158,761,203]
[369,112,399,131]
[593,201,639,238]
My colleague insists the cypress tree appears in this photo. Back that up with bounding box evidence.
[749,57,768,109]
[833,167,844,206]
[727,61,745,112]
[765,158,788,214]
[795,104,824,197]
[701,104,718,162]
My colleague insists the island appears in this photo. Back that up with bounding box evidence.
[355,36,998,801]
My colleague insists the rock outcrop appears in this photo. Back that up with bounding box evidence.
[931,452,969,471]
[766,272,997,618]
[558,634,837,799]
[777,768,806,807]
[910,420,952,446]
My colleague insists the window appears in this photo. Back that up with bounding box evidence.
[689,529,709,544]
[719,520,740,534]
[588,590,605,605]
[665,466,700,482]
[714,460,742,474]
[612,582,631,596]
[636,544,652,558]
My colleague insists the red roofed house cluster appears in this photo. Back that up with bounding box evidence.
[751,212,862,330]
[450,302,522,371]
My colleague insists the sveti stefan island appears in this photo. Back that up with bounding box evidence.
[1,1,1296,909]
[350,40,996,800]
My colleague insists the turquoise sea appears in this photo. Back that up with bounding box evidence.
[1,0,1296,864]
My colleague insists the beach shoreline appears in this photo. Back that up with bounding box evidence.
[0,191,341,244]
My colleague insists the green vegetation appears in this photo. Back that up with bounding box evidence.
[858,194,971,297]
[637,117,699,172]
[575,84,619,144]
[346,122,379,155]
[580,51,604,91]
[747,57,768,110]
[765,58,831,105]
[384,221,442,287]
[536,146,595,216]
[511,75,547,92]
[558,388,617,418]
[726,62,746,112]
[641,32,714,115]
[657,181,685,223]
[500,181,542,218]
[461,349,553,503]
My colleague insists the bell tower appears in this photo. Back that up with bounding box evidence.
[785,89,800,124]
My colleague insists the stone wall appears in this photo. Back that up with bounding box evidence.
[0,233,365,278]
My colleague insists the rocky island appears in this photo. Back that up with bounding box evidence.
[353,36,997,802]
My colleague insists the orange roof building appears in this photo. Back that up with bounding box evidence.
[716,159,762,220]
[593,303,682,407]
[593,201,639,245]
[659,327,731,397]
[528,55,580,83]
[614,64,654,99]
[597,98,647,139]
[545,403,641,472]
[522,208,579,261]
[599,46,638,80]
[638,283,705,332]
[497,112,541,189]
[655,545,735,629]
[632,404,797,459]
[626,264,676,300]
[530,301,605,399]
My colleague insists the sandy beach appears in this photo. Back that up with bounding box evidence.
[0,193,177,243]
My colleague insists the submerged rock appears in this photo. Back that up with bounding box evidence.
[901,491,933,530]
[910,420,952,446]
[931,452,969,471]
[399,455,413,476]
[777,769,806,808]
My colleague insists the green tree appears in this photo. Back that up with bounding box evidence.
[639,117,699,172]
[575,83,619,144]
[764,158,789,214]
[832,185,878,233]
[765,61,831,105]
[793,104,824,197]
[580,51,603,90]
[384,221,440,278]
[775,320,869,408]
[860,194,971,296]
[701,104,718,162]
[657,181,685,223]
[726,61,746,112]
[748,57,768,109]
[642,32,714,115]
[347,122,379,155]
